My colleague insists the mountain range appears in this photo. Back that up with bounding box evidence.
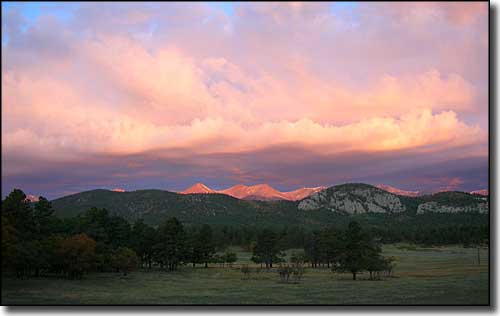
[180,183,325,201]
[50,183,489,226]
[179,183,488,200]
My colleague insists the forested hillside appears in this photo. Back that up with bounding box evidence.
[51,184,489,226]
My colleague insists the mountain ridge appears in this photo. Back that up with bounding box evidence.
[375,184,420,197]
[50,183,489,226]
[180,183,326,201]
[298,183,488,215]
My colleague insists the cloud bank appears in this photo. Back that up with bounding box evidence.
[2,2,488,198]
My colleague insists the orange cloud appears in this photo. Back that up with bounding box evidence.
[2,2,488,171]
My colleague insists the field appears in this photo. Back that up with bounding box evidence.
[1,244,489,305]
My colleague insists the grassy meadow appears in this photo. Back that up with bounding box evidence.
[1,244,489,305]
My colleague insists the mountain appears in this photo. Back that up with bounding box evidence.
[181,183,216,194]
[180,183,325,201]
[25,194,39,202]
[282,187,326,200]
[219,184,289,200]
[299,183,407,214]
[51,184,489,226]
[375,184,420,197]
[416,191,488,215]
[470,189,489,196]
[298,183,488,215]
[51,188,309,226]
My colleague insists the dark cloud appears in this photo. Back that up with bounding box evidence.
[2,145,488,199]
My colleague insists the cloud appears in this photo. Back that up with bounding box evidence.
[1,2,488,197]
[2,144,487,199]
[359,2,487,26]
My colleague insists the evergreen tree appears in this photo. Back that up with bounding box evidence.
[199,224,216,268]
[304,231,321,268]
[156,217,186,271]
[319,228,341,268]
[131,219,157,268]
[252,229,282,268]
[33,197,57,237]
[2,189,35,240]
[106,215,132,249]
[78,207,111,243]
[337,221,379,280]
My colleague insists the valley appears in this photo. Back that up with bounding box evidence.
[1,244,489,305]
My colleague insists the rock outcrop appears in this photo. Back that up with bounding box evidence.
[416,201,488,214]
[298,184,406,214]
[299,184,489,215]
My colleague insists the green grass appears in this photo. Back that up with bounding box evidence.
[2,244,489,305]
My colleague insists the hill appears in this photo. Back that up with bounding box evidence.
[51,189,309,225]
[298,183,488,215]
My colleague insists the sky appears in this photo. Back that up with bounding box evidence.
[2,2,489,199]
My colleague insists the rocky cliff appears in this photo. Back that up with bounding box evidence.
[298,183,488,215]
[298,183,406,214]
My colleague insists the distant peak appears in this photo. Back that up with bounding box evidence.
[194,182,209,188]
[282,186,326,200]
[25,194,39,202]
[218,183,322,201]
[376,184,420,197]
[181,183,216,194]
[470,189,488,196]
[179,183,325,200]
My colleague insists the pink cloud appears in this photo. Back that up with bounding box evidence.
[448,177,464,187]
[358,2,487,26]
[2,2,488,190]
[441,2,487,26]
[436,176,466,192]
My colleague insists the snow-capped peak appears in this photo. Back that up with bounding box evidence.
[181,183,216,194]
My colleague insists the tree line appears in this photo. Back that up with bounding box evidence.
[248,222,394,280]
[1,189,238,278]
[2,188,488,280]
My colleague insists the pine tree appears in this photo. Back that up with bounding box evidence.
[156,217,187,271]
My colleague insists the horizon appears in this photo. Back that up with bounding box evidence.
[2,2,489,200]
[18,181,489,201]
